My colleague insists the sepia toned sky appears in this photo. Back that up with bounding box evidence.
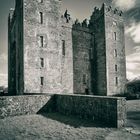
[0,0,140,86]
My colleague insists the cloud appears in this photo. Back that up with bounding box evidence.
[0,53,8,86]
[125,7,140,23]
[0,73,7,87]
[112,0,137,11]
[126,46,140,80]
[0,53,7,61]
[126,71,140,80]
[125,23,140,43]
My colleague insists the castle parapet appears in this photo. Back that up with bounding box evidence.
[104,4,123,20]
[73,19,91,33]
[90,3,123,23]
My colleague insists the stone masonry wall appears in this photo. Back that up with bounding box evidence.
[89,10,107,96]
[8,1,126,96]
[104,5,126,95]
[8,12,17,95]
[55,94,126,128]
[60,17,73,94]
[0,95,126,128]
[24,0,62,93]
[89,4,126,96]
[72,26,92,94]
[0,95,52,119]
[16,0,24,95]
[8,0,24,95]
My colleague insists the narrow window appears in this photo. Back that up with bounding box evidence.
[114,32,117,40]
[114,49,117,57]
[115,77,118,86]
[115,65,117,72]
[40,36,43,47]
[62,40,65,56]
[40,77,44,86]
[40,58,44,67]
[83,74,86,84]
[39,12,43,24]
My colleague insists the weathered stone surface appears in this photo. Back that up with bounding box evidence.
[89,3,126,95]
[8,1,126,96]
[24,0,63,94]
[0,95,52,119]
[0,94,126,128]
[72,25,92,94]
[55,94,126,128]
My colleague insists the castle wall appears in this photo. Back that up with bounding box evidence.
[23,0,63,93]
[89,7,107,96]
[0,94,126,128]
[15,0,24,95]
[60,18,73,94]
[56,94,126,128]
[8,0,24,95]
[8,14,17,95]
[104,6,126,95]
[8,1,126,96]
[72,25,92,94]
[89,4,126,96]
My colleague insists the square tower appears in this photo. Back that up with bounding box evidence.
[8,0,73,95]
[89,4,126,95]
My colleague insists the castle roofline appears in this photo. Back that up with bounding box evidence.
[90,3,124,22]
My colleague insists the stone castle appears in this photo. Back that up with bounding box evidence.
[8,0,126,96]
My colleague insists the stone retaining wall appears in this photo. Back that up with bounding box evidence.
[55,94,126,128]
[0,95,53,119]
[0,94,126,128]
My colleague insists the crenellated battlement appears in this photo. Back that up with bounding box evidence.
[90,3,123,23]
[105,5,123,16]
[72,19,91,33]
[61,14,91,33]
[90,3,105,22]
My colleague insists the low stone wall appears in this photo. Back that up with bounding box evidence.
[55,94,126,128]
[0,94,126,128]
[0,95,53,119]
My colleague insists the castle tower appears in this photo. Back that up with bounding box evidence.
[8,8,17,95]
[8,1,126,96]
[89,4,126,95]
[8,0,73,95]
[72,20,92,94]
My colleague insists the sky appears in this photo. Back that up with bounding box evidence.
[0,0,140,86]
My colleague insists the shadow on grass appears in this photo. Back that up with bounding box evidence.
[36,95,114,128]
[39,112,113,128]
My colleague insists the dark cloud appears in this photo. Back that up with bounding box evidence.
[136,0,140,7]
[125,7,140,24]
